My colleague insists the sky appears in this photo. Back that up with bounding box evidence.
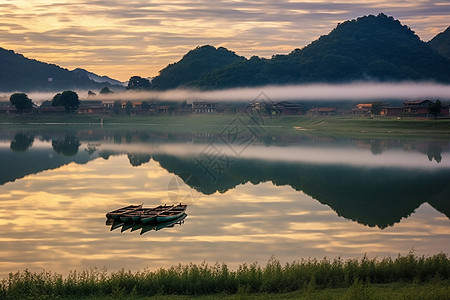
[1,1,449,81]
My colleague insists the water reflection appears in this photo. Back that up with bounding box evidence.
[428,143,442,163]
[0,129,450,229]
[106,214,187,235]
[52,135,81,156]
[0,127,449,278]
[10,132,34,152]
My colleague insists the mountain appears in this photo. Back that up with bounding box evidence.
[72,68,124,86]
[428,26,450,60]
[150,45,244,90]
[0,47,122,92]
[154,14,450,90]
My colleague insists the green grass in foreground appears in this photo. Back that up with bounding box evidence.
[1,253,449,299]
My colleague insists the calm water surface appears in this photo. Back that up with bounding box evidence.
[0,126,449,277]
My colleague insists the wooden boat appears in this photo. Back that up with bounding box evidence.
[110,220,124,231]
[121,222,134,232]
[119,208,146,223]
[106,204,143,220]
[140,204,174,224]
[156,204,187,223]
[140,213,187,235]
[140,223,157,235]
[130,222,144,232]
[120,204,172,223]
[155,213,187,231]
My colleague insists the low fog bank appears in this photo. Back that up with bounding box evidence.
[88,82,450,103]
[2,82,450,103]
[84,142,450,169]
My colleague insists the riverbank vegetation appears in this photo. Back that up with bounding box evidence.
[1,253,449,299]
[1,114,450,138]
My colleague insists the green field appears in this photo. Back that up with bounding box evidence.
[1,254,449,299]
[2,114,450,139]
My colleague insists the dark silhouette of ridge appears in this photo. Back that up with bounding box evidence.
[429,26,450,60]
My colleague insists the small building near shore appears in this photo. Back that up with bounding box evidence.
[403,100,433,117]
[276,102,302,115]
[380,107,403,117]
[192,102,217,113]
[307,107,337,116]
[353,103,372,116]
[0,101,16,114]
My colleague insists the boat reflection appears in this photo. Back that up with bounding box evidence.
[106,213,187,235]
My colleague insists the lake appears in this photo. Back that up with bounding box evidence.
[0,122,449,278]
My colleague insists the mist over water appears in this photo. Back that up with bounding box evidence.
[10,82,450,103]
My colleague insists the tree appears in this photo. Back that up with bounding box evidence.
[141,101,152,111]
[52,90,80,113]
[52,136,81,156]
[126,76,151,90]
[370,102,383,116]
[125,101,133,115]
[113,100,122,114]
[10,132,34,152]
[9,93,33,113]
[428,100,442,120]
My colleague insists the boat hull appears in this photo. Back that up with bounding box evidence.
[106,204,143,220]
[156,210,185,223]
[140,215,157,224]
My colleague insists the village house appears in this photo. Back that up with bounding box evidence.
[307,107,337,116]
[380,107,404,117]
[352,103,372,116]
[0,101,16,114]
[276,102,302,115]
[192,102,217,113]
[78,100,110,115]
[403,100,433,117]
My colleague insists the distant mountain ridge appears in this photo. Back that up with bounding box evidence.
[0,47,123,92]
[72,68,125,86]
[428,26,450,60]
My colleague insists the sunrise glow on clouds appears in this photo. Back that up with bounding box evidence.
[1,0,449,81]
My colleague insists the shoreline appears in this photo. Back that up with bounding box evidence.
[1,114,450,139]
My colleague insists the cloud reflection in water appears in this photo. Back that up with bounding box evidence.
[0,140,449,279]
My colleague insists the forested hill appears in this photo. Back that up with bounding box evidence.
[150,45,243,90]
[149,13,450,90]
[428,26,450,60]
[0,48,122,92]
[191,14,450,89]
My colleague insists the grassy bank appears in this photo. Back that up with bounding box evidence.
[2,114,450,138]
[1,253,449,299]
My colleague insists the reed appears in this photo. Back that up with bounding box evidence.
[1,253,449,299]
